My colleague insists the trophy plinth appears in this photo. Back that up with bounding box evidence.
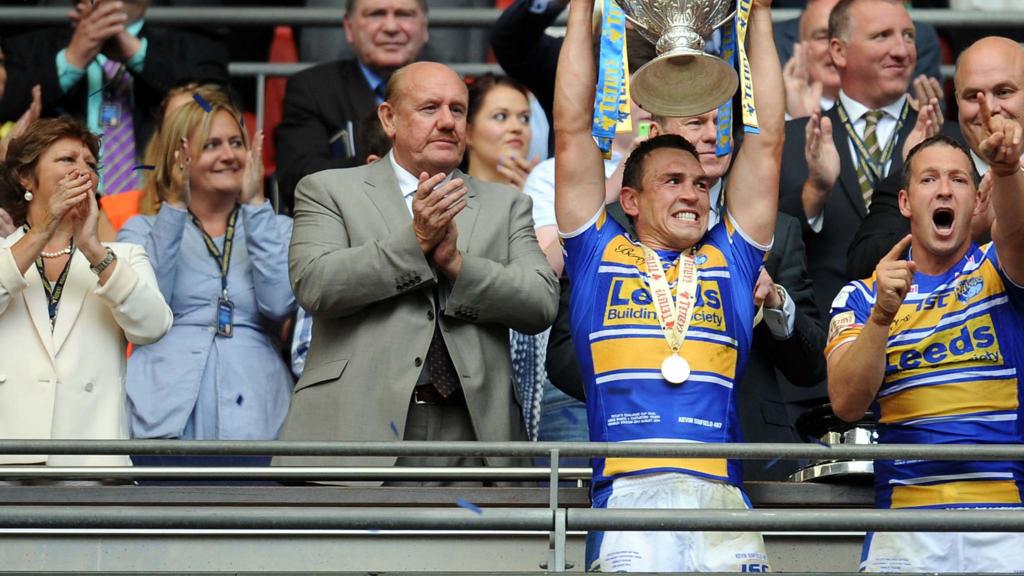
[614,0,737,117]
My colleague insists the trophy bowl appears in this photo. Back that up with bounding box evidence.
[615,0,738,117]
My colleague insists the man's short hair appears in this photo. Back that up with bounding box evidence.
[345,0,428,17]
[901,134,980,190]
[621,134,701,191]
[828,0,901,42]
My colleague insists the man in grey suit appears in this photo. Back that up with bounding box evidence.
[276,61,559,479]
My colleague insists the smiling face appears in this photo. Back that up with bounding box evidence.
[800,0,841,98]
[656,109,732,182]
[620,147,712,252]
[955,37,1024,158]
[187,110,247,197]
[343,0,428,72]
[466,84,532,171]
[899,142,981,271]
[379,62,467,176]
[831,0,915,109]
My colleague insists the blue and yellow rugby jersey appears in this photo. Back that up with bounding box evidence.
[562,207,768,495]
[826,242,1024,510]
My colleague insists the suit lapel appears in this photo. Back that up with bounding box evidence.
[828,106,868,219]
[51,251,93,355]
[8,229,58,361]
[452,169,479,254]
[363,155,412,232]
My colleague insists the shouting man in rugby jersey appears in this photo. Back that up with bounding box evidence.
[827,116,1024,569]
[552,0,784,571]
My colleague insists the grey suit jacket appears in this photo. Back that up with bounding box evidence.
[274,157,559,473]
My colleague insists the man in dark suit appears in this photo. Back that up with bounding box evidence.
[846,36,1020,280]
[0,0,228,189]
[276,62,558,480]
[274,0,428,211]
[778,0,932,325]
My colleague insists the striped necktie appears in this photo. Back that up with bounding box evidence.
[857,110,885,208]
[100,60,138,196]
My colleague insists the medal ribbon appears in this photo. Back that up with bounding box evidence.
[34,240,77,331]
[715,19,736,156]
[592,0,627,156]
[189,205,239,298]
[836,99,910,184]
[641,246,699,355]
[736,0,759,134]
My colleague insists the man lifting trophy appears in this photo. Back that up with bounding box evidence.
[553,0,784,570]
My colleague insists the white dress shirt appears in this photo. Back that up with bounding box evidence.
[390,152,454,217]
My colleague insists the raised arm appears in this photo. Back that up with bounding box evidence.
[828,235,914,422]
[553,0,607,233]
[978,97,1024,285]
[725,0,784,247]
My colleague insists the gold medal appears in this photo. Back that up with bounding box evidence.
[661,354,690,385]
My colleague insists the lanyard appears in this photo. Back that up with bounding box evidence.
[836,99,910,185]
[34,241,77,331]
[189,205,239,299]
[640,245,699,355]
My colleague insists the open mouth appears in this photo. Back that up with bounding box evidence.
[672,211,697,223]
[932,207,955,232]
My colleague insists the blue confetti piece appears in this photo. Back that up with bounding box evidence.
[193,92,213,113]
[235,395,244,406]
[133,164,156,172]
[456,498,483,515]
[561,407,579,425]
[763,457,781,470]
[389,421,400,438]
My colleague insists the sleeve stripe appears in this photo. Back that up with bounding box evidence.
[559,207,605,240]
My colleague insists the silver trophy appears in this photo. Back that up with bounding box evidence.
[614,0,737,117]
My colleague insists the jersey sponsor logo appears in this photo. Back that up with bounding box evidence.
[605,278,722,326]
[887,324,998,371]
[955,276,984,303]
[829,310,856,342]
[915,290,954,311]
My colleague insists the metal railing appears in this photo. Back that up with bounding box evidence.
[2,7,1024,27]
[2,440,1024,572]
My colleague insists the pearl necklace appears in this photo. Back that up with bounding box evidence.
[40,245,73,258]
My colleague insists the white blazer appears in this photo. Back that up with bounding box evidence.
[0,228,172,466]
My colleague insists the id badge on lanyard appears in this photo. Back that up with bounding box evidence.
[217,290,234,338]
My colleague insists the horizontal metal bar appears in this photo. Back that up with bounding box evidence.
[0,466,591,481]
[569,508,1024,532]
[1,506,1023,532]
[3,440,1024,461]
[0,7,1019,27]
[0,506,552,531]
[228,62,502,78]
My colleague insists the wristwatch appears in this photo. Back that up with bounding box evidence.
[90,247,117,276]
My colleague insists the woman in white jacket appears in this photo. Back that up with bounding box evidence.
[0,118,172,467]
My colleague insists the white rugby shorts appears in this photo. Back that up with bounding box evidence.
[587,472,770,573]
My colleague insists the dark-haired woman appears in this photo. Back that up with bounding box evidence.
[0,117,172,466]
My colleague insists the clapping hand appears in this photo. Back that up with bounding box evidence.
[977,93,1023,176]
[496,153,540,191]
[411,172,467,254]
[901,95,943,161]
[805,108,840,194]
[782,42,823,120]
[240,130,266,205]
[165,137,192,208]
[871,234,916,326]
[0,85,42,161]
[908,75,943,113]
[66,0,128,68]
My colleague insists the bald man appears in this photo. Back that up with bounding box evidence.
[275,62,558,480]
[848,36,1021,278]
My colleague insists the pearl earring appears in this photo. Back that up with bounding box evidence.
[23,190,33,202]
